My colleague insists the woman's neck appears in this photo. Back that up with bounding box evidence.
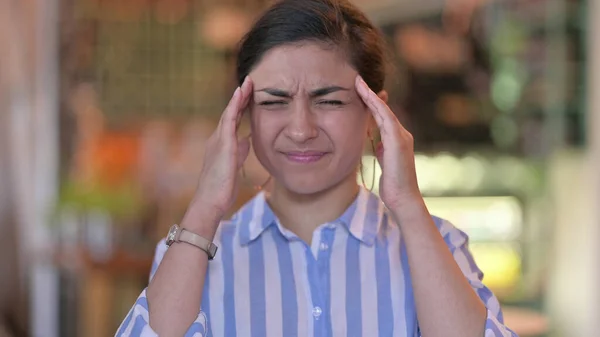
[266,174,360,245]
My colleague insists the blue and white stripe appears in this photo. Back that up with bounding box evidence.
[116,187,517,337]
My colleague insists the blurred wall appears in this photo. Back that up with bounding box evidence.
[0,0,60,336]
[586,0,600,333]
[0,87,26,337]
[0,0,31,336]
[545,1,600,336]
[546,150,598,336]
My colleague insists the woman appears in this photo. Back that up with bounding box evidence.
[116,0,517,336]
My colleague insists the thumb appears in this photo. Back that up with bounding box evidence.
[237,136,251,169]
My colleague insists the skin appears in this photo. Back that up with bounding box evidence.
[146,42,486,337]
[249,42,381,243]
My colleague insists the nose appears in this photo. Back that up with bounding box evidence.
[284,103,318,144]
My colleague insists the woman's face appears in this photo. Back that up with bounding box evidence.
[248,42,378,195]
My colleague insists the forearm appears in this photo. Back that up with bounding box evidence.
[391,198,486,337]
[146,201,220,337]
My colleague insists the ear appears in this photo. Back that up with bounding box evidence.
[377,90,389,103]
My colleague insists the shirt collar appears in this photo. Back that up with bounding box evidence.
[237,187,385,246]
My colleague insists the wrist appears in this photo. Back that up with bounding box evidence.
[180,200,223,240]
[388,196,431,228]
[385,188,423,212]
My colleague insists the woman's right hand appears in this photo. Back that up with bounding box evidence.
[188,76,254,227]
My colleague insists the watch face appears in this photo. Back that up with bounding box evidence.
[208,243,218,260]
[166,225,178,245]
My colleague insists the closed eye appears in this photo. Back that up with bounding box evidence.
[318,100,345,106]
[258,100,288,106]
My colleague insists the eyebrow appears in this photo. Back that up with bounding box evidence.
[256,86,349,98]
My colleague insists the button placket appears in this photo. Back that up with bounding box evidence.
[315,226,336,334]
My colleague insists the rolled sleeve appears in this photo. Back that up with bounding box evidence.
[435,217,519,337]
[115,289,208,337]
[484,309,518,337]
[115,240,208,337]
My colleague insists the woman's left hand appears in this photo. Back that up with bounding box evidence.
[355,75,421,210]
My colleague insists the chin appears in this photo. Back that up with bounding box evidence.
[276,173,339,196]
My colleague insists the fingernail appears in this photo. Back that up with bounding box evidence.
[234,86,241,97]
[357,76,370,94]
[358,76,367,87]
[242,76,251,88]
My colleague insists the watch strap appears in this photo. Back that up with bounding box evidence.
[168,224,218,260]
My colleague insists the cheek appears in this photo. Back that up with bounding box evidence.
[330,128,367,158]
[321,109,370,142]
[322,119,368,164]
[250,111,279,156]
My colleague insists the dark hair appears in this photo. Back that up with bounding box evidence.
[236,0,387,92]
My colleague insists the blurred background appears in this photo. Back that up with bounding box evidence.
[0,0,598,336]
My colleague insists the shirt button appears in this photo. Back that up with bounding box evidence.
[319,242,329,251]
[312,306,322,319]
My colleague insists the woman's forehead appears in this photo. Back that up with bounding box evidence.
[249,42,357,89]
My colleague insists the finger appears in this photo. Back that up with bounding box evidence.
[236,77,254,128]
[354,76,397,133]
[218,86,241,131]
[236,136,251,169]
[222,77,253,136]
[239,76,254,107]
[354,76,384,125]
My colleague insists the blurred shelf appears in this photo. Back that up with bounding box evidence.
[55,247,153,337]
[503,306,550,337]
[55,247,153,275]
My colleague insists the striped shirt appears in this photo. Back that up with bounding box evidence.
[116,187,518,337]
